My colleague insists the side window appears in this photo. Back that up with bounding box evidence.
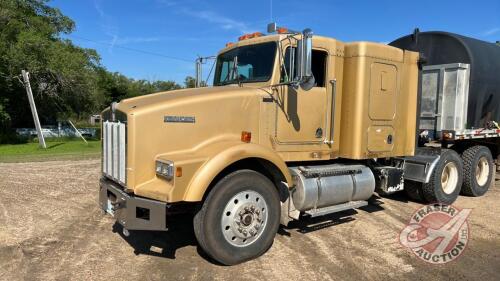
[280,47,294,83]
[311,50,327,87]
[280,48,328,87]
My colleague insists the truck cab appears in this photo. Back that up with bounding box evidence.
[99,24,495,265]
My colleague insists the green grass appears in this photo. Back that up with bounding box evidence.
[0,140,101,162]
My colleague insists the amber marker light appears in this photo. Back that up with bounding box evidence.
[241,131,252,143]
[176,167,183,177]
[238,32,263,41]
[277,27,288,34]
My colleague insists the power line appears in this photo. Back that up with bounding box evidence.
[70,35,193,63]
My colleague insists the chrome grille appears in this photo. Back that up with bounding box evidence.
[102,121,126,184]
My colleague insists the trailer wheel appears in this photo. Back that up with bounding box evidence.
[461,145,494,197]
[421,149,463,204]
[193,170,280,265]
[404,180,425,202]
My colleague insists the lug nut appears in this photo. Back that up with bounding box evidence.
[242,230,248,236]
[249,230,255,236]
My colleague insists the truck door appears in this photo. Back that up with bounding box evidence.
[274,49,330,148]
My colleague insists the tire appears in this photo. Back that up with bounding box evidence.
[421,149,463,205]
[461,145,494,197]
[404,180,425,202]
[193,170,280,265]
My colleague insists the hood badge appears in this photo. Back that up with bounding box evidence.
[164,115,196,123]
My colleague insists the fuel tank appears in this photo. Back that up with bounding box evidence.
[289,164,375,211]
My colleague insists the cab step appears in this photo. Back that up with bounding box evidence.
[305,200,368,218]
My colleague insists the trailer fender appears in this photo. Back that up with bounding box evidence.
[403,153,441,183]
[183,142,293,202]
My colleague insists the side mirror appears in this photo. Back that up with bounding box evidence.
[295,28,314,91]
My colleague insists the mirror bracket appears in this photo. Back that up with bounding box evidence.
[269,23,314,90]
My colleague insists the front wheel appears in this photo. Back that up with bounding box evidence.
[193,170,280,265]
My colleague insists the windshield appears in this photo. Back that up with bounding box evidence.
[213,42,276,86]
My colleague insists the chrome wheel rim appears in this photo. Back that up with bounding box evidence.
[441,162,459,194]
[221,190,268,247]
[475,157,489,186]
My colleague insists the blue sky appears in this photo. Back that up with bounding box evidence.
[52,0,500,84]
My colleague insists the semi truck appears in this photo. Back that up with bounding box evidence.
[99,23,500,265]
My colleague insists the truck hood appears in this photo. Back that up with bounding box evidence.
[116,85,266,115]
[112,84,266,192]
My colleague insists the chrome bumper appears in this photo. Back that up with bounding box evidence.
[99,178,168,231]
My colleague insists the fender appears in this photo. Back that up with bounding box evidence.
[183,142,293,202]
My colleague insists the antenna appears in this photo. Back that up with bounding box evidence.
[270,0,273,22]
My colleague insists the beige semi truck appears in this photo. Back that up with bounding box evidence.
[99,24,498,265]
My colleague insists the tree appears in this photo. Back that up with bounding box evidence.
[0,0,186,139]
[184,76,196,88]
[0,0,100,126]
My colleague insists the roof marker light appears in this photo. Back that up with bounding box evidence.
[238,32,263,41]
[277,27,289,34]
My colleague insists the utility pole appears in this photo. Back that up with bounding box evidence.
[195,57,202,88]
[21,70,46,149]
[195,56,216,88]
[67,119,88,145]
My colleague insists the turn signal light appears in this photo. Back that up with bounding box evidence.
[176,167,183,177]
[241,131,252,143]
[238,32,263,41]
[225,42,234,47]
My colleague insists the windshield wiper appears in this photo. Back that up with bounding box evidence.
[219,56,243,86]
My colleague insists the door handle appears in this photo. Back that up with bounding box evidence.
[324,79,337,145]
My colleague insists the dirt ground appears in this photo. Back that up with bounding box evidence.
[0,159,499,281]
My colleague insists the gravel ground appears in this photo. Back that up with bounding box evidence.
[0,159,499,281]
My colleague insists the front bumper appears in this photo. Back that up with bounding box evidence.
[99,177,168,231]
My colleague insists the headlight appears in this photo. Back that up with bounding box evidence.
[156,160,174,180]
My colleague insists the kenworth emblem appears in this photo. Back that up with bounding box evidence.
[164,115,196,123]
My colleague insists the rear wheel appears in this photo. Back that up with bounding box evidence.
[193,170,280,265]
[421,149,463,204]
[461,145,494,197]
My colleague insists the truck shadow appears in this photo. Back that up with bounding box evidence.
[279,195,386,235]
[112,213,199,260]
[111,194,404,263]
